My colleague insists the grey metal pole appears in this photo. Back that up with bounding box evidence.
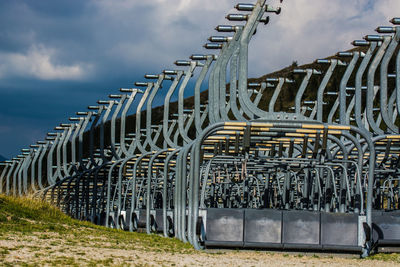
[47,133,60,184]
[365,35,390,135]
[337,52,360,124]
[88,105,105,167]
[6,159,18,195]
[29,145,41,192]
[176,61,197,144]
[316,59,338,122]
[118,88,141,157]
[353,39,377,134]
[144,74,166,151]
[60,124,74,177]
[229,46,246,121]
[36,141,49,190]
[54,127,68,181]
[294,69,318,114]
[14,156,24,196]
[268,78,285,112]
[98,100,116,163]
[192,55,214,135]
[0,162,11,193]
[146,149,168,234]
[377,26,400,133]
[162,70,183,148]
[76,111,93,171]
[17,155,27,196]
[236,3,263,120]
[109,94,127,160]
[133,82,154,154]
[20,149,32,194]
[68,117,84,173]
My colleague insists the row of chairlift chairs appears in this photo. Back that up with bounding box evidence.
[2,0,400,257]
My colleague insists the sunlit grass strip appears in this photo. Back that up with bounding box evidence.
[0,194,194,254]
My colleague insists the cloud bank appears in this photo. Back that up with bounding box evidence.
[0,0,399,157]
[0,45,91,80]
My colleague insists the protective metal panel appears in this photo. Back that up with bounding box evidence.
[108,211,116,227]
[136,209,147,228]
[124,209,132,224]
[206,208,244,243]
[155,209,164,232]
[373,211,400,243]
[321,212,358,246]
[244,209,282,244]
[283,210,320,245]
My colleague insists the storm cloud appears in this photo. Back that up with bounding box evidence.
[0,0,399,158]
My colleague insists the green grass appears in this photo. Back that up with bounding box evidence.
[3,194,400,266]
[0,194,194,254]
[0,194,74,233]
[369,253,400,263]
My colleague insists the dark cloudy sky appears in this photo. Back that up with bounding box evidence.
[0,0,398,158]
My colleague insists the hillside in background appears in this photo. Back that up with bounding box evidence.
[2,46,378,169]
[81,47,374,156]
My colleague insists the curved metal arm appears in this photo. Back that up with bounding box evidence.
[29,147,42,192]
[316,60,338,122]
[47,134,60,184]
[167,120,177,146]
[237,1,265,119]
[339,53,359,124]
[163,71,183,148]
[15,157,26,196]
[380,31,399,133]
[99,101,116,162]
[134,83,153,154]
[8,160,19,195]
[119,89,139,157]
[219,30,243,121]
[178,62,197,144]
[110,95,127,160]
[146,149,169,234]
[388,89,397,122]
[254,82,268,107]
[162,148,180,236]
[327,97,339,124]
[355,42,377,134]
[21,153,33,195]
[146,75,165,150]
[210,44,225,122]
[295,69,313,114]
[0,163,11,194]
[268,78,284,112]
[37,142,49,189]
[366,37,390,135]
[89,106,104,166]
[61,126,74,177]
[397,39,400,117]
[55,128,68,180]
[194,56,214,135]
[229,48,246,121]
[76,112,92,170]
[69,119,84,173]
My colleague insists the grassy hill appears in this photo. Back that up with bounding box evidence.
[0,194,193,266]
[80,47,375,156]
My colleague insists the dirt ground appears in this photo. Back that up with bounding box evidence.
[1,195,398,266]
[1,231,399,267]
